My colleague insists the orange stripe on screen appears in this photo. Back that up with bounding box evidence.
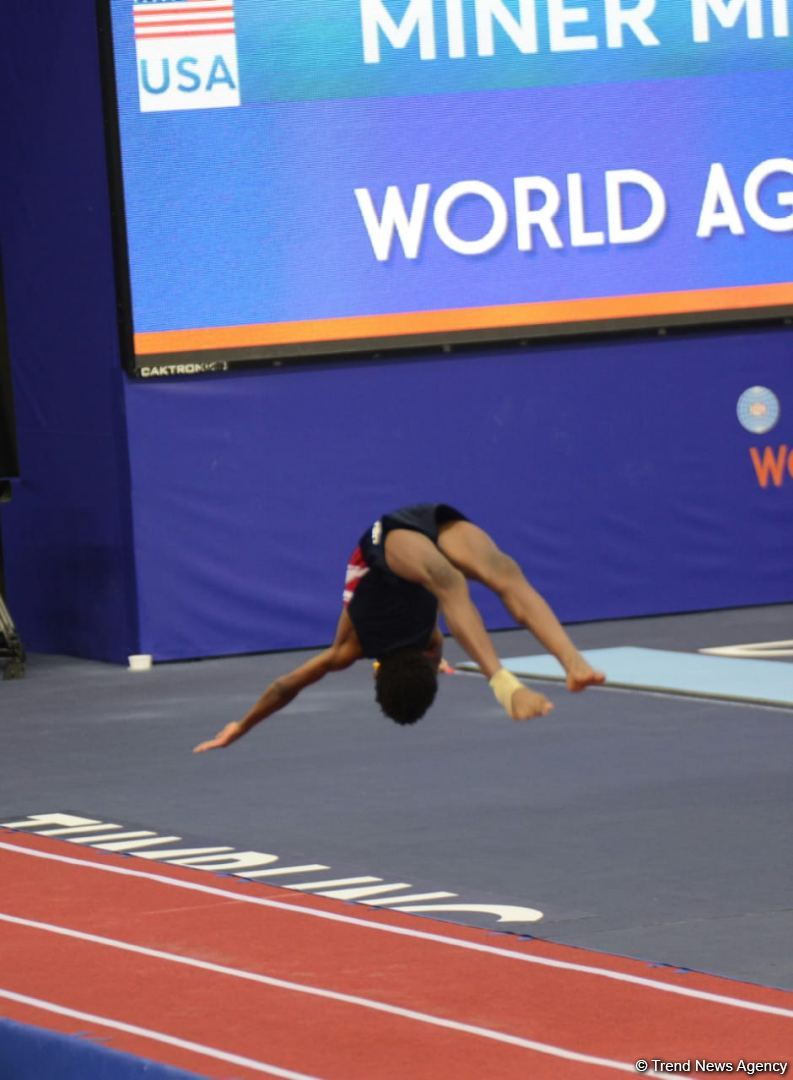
[134,282,793,355]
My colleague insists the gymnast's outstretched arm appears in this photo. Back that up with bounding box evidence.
[192,611,362,752]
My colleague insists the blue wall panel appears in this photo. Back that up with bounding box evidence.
[0,1,139,662]
[125,327,793,661]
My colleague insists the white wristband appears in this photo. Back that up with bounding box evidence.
[489,668,524,714]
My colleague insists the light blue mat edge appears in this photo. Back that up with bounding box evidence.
[456,647,793,709]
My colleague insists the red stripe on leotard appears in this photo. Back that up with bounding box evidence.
[342,546,369,607]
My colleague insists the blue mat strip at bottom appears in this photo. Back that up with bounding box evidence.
[457,647,793,709]
[0,1017,203,1080]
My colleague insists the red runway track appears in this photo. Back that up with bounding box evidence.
[1,829,791,1079]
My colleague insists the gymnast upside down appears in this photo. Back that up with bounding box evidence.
[194,504,605,752]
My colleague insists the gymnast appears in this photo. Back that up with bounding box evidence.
[193,504,605,752]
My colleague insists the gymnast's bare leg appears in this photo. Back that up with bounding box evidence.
[437,520,605,693]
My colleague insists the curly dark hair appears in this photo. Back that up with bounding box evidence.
[375,648,438,725]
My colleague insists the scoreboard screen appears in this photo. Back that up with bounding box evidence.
[102,1,793,375]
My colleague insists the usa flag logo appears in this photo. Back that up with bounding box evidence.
[133,0,241,113]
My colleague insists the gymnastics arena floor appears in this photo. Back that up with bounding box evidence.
[1,604,791,1077]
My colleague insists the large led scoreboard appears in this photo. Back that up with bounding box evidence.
[101,0,793,375]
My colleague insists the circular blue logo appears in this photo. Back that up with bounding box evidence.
[737,387,780,435]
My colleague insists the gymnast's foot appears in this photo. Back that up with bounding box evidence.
[565,656,606,693]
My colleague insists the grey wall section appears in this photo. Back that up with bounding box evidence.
[0,1,139,663]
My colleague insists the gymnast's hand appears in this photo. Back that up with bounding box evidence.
[510,686,554,720]
[193,721,244,753]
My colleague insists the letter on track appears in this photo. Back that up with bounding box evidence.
[1,838,791,1021]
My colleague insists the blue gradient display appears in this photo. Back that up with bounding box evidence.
[106,0,793,361]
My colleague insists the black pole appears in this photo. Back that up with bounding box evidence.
[0,250,24,675]
[0,493,26,679]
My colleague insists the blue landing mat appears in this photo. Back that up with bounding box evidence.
[458,647,793,708]
[0,1017,202,1080]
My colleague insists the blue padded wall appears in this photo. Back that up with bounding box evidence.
[125,327,793,661]
[0,0,139,662]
